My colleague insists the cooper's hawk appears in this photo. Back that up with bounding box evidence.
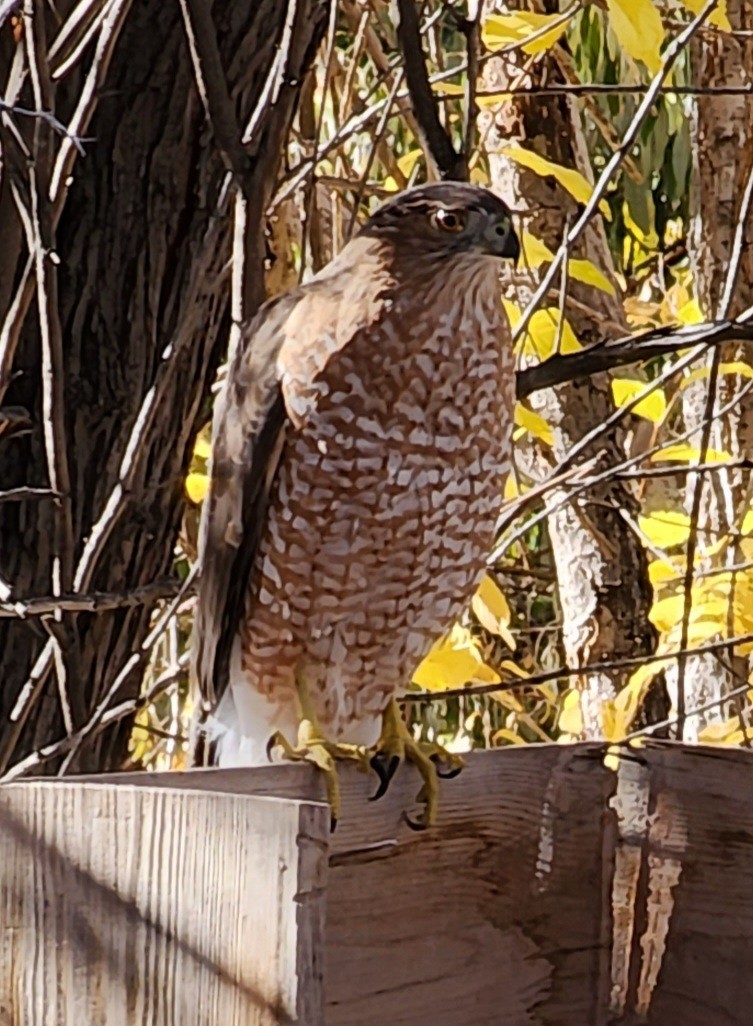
[192,182,519,826]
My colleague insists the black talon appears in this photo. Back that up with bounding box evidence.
[330,814,338,833]
[265,735,277,762]
[402,809,428,832]
[430,753,463,779]
[369,752,401,801]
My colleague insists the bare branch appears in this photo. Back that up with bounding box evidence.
[0,578,189,619]
[405,632,753,703]
[178,0,252,195]
[395,0,464,180]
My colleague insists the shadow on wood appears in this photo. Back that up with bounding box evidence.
[1,742,752,1025]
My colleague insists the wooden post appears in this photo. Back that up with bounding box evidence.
[2,742,753,1024]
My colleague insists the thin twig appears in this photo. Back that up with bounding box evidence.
[0,578,190,619]
[405,632,753,703]
[511,0,719,347]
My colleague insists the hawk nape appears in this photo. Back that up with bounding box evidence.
[191,182,520,829]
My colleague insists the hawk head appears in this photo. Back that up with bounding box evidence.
[360,182,520,264]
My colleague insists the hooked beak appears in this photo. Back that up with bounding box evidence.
[480,220,520,263]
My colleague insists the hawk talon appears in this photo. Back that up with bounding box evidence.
[431,755,464,780]
[402,809,429,832]
[369,751,401,802]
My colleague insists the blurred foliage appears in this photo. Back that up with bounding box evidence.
[131,0,752,771]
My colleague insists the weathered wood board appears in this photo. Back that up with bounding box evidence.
[0,784,328,1026]
[2,742,753,1025]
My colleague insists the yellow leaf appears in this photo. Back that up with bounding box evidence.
[638,510,691,548]
[604,659,672,742]
[558,689,583,737]
[680,0,731,31]
[680,361,753,389]
[514,403,554,446]
[521,229,554,268]
[677,297,704,325]
[611,377,667,423]
[520,231,616,294]
[649,593,685,632]
[472,574,514,648]
[397,148,423,177]
[502,297,522,328]
[568,258,618,296]
[741,509,753,536]
[185,471,209,504]
[698,716,742,743]
[412,624,500,690]
[606,0,664,74]
[517,308,582,359]
[650,444,731,464]
[482,11,572,55]
[193,436,212,460]
[648,558,682,587]
[492,727,528,745]
[501,145,611,219]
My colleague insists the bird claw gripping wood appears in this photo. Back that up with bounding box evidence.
[369,700,464,830]
[266,673,371,830]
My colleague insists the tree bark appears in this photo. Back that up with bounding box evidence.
[0,0,328,772]
[677,0,753,737]
[481,2,661,736]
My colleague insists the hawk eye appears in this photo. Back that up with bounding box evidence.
[432,208,467,233]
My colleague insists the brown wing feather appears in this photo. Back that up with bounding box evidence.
[192,292,297,713]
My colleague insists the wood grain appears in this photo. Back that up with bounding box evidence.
[7,743,753,1024]
[0,784,329,1026]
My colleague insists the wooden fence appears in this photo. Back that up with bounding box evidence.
[1,741,752,1025]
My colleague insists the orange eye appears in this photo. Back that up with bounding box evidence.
[432,208,467,233]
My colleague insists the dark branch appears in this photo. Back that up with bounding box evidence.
[516,319,753,399]
[395,0,465,180]
[178,0,253,195]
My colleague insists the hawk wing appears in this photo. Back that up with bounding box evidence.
[192,291,298,714]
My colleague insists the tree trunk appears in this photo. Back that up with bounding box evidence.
[677,0,753,737]
[0,0,328,772]
[481,2,661,736]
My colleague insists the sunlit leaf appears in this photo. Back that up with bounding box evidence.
[558,689,583,736]
[514,403,554,446]
[680,361,753,389]
[482,11,572,55]
[492,727,528,745]
[472,574,515,648]
[638,510,691,548]
[185,471,209,504]
[520,231,616,294]
[680,0,731,31]
[677,297,704,325]
[501,144,611,219]
[650,444,731,464]
[193,436,212,460]
[606,0,664,74]
[741,509,753,536]
[397,148,423,177]
[568,258,618,295]
[611,377,667,422]
[648,558,682,586]
[517,308,582,359]
[412,624,500,689]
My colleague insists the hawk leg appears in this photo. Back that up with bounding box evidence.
[266,672,370,831]
[369,700,464,829]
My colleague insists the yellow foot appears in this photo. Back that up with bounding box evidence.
[266,671,371,831]
[370,700,464,830]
